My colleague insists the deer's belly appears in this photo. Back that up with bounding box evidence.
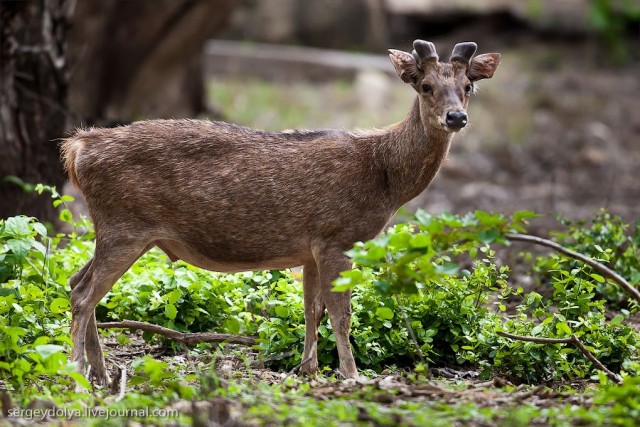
[154,239,309,272]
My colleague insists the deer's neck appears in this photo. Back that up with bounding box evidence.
[376,97,453,206]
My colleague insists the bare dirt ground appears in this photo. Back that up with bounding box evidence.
[99,334,594,426]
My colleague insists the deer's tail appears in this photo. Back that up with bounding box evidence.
[60,134,86,188]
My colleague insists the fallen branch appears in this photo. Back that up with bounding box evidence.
[497,331,622,384]
[504,233,640,304]
[97,320,257,346]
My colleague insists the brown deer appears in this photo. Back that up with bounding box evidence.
[61,40,500,385]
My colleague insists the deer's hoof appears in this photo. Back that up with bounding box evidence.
[299,360,319,377]
[338,366,359,380]
[87,366,111,388]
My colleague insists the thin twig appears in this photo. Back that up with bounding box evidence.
[497,331,572,344]
[497,331,622,383]
[288,341,317,376]
[97,320,257,346]
[505,233,640,304]
[394,295,426,364]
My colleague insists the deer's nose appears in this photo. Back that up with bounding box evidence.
[446,111,468,129]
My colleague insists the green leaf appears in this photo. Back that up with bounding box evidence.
[410,234,431,249]
[332,269,363,292]
[556,322,572,336]
[117,333,130,345]
[32,222,48,237]
[477,229,500,244]
[435,263,459,276]
[6,238,31,260]
[33,336,51,346]
[165,304,177,320]
[68,371,91,391]
[590,273,605,283]
[610,314,625,325]
[0,288,14,297]
[4,216,31,237]
[50,297,70,314]
[513,210,539,222]
[59,209,73,224]
[275,306,289,317]
[34,344,65,360]
[531,323,545,336]
[366,245,387,260]
[376,307,394,320]
[223,317,241,334]
[166,288,181,304]
[414,209,431,225]
[474,211,504,227]
[373,280,391,295]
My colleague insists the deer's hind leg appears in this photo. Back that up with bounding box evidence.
[70,238,149,386]
[69,259,110,385]
[300,260,326,376]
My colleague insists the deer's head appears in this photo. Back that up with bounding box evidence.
[389,40,500,132]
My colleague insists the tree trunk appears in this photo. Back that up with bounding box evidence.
[0,0,73,222]
[1,0,236,224]
[68,0,237,122]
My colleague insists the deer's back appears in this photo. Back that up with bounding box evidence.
[66,119,395,265]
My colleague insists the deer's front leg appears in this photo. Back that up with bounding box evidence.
[314,248,358,379]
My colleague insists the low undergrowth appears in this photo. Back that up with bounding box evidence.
[1,187,640,425]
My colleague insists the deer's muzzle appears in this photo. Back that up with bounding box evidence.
[445,111,468,131]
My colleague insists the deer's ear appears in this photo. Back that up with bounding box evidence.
[467,53,501,81]
[388,49,421,85]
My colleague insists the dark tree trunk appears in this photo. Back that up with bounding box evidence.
[0,0,72,222]
[0,0,236,224]
[68,0,237,122]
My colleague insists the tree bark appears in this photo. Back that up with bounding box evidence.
[0,0,73,221]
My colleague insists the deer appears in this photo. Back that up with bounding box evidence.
[61,40,500,385]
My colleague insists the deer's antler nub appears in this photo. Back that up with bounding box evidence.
[412,39,438,68]
[450,42,478,65]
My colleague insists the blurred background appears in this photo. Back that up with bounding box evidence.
[1,0,639,232]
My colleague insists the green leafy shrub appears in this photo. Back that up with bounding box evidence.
[0,214,93,396]
[534,210,640,304]
[2,183,639,391]
[335,210,640,382]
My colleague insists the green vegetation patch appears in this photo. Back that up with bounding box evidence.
[1,187,640,425]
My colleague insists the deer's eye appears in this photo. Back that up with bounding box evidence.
[465,84,473,95]
[421,83,432,93]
